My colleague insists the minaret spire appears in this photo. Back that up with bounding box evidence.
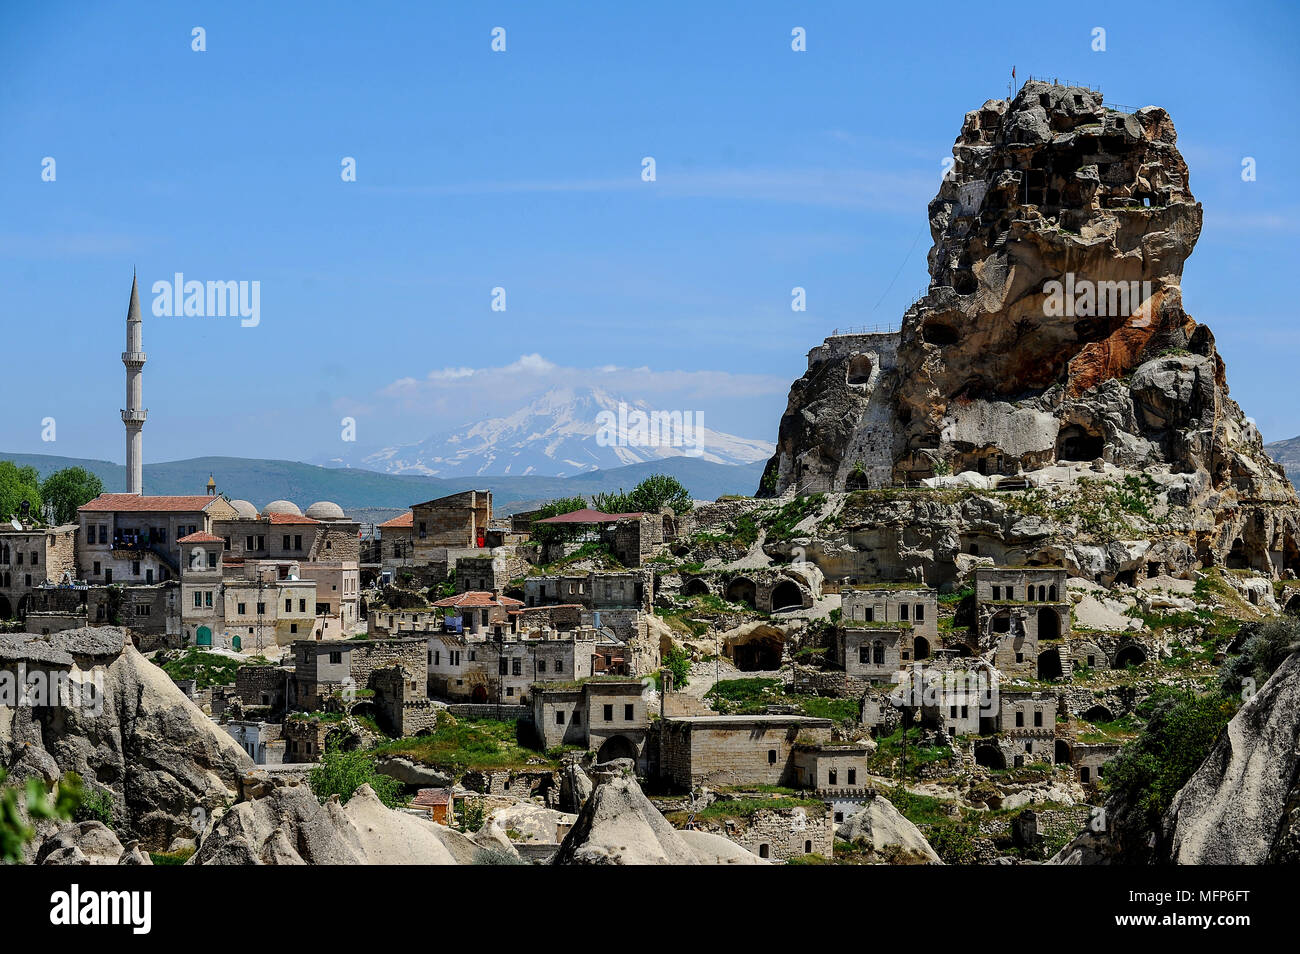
[122,273,147,494]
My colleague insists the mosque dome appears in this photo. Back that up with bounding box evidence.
[263,500,303,517]
[228,499,259,519]
[305,501,346,521]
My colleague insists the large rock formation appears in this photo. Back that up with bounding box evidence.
[1162,650,1300,863]
[553,760,765,865]
[0,628,252,851]
[759,81,1300,581]
[191,782,520,865]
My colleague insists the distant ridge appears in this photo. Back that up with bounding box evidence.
[0,452,764,515]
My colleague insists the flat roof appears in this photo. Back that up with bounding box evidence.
[664,714,833,727]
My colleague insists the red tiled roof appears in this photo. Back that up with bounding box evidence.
[534,508,644,525]
[266,512,320,525]
[79,494,221,513]
[378,512,413,529]
[177,531,223,544]
[431,591,525,609]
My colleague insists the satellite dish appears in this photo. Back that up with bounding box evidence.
[9,518,21,531]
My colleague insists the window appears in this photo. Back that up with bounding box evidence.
[237,603,246,614]
[992,585,1001,600]
[555,711,565,725]
[805,840,812,854]
[767,749,777,765]
[223,537,231,551]
[290,624,297,634]
[1015,711,1024,727]
[1025,741,1033,753]
[194,591,202,608]
[282,535,291,550]
[950,705,957,718]
[511,658,521,676]
[961,705,968,719]
[294,535,302,551]
[554,659,563,673]
[538,660,547,673]
[256,602,265,615]
[134,604,150,617]
[603,704,613,722]
[499,658,508,675]
[847,768,856,785]
[328,652,342,664]
[246,536,255,550]
[858,645,870,665]
[758,844,769,859]
[93,561,101,576]
[1015,652,1024,663]
[98,526,107,544]
[872,641,885,665]
[434,651,440,666]
[834,812,844,823]
[506,687,514,697]
[915,604,924,622]
[624,703,634,720]
[899,603,908,621]
[1033,710,1043,727]
[864,607,874,622]
[299,599,306,612]
[828,769,838,786]
[205,591,213,607]
[132,560,141,576]
[285,599,292,612]
[207,552,217,568]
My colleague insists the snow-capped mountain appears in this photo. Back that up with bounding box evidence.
[324,386,775,478]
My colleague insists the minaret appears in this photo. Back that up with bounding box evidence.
[121,273,147,495]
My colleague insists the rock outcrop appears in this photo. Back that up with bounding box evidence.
[836,794,942,863]
[1162,650,1300,863]
[552,760,765,865]
[0,628,252,851]
[758,81,1300,580]
[191,782,521,865]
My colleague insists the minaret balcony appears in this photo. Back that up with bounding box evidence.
[121,408,149,424]
[122,351,147,366]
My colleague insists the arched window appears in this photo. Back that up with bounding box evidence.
[872,640,885,665]
[1048,585,1057,601]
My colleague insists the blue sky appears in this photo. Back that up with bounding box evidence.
[1,0,1297,466]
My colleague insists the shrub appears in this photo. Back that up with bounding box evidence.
[308,744,406,809]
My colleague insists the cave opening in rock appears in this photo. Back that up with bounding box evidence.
[1056,424,1105,462]
[1037,647,1063,680]
[913,635,931,660]
[1055,740,1073,765]
[770,580,803,611]
[974,746,1006,770]
[1083,704,1115,723]
[921,322,960,346]
[1114,644,1147,668]
[682,577,710,597]
[725,577,757,608]
[734,636,783,672]
[846,354,874,385]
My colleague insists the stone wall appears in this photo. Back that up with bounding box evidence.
[658,717,834,789]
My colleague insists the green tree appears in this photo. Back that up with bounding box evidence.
[1102,687,1236,833]
[1219,617,1300,697]
[663,645,692,690]
[307,743,405,809]
[40,467,104,525]
[595,473,694,516]
[0,461,43,522]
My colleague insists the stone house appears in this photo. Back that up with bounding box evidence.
[410,491,492,563]
[790,742,870,794]
[842,626,908,682]
[431,591,523,637]
[997,690,1057,765]
[0,523,78,621]
[290,637,429,711]
[427,629,598,703]
[702,803,834,862]
[529,678,649,766]
[77,492,239,585]
[376,511,414,574]
[657,714,834,789]
[975,566,1072,679]
[841,584,938,656]
[224,721,284,765]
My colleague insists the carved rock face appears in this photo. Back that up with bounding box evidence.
[762,82,1294,512]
